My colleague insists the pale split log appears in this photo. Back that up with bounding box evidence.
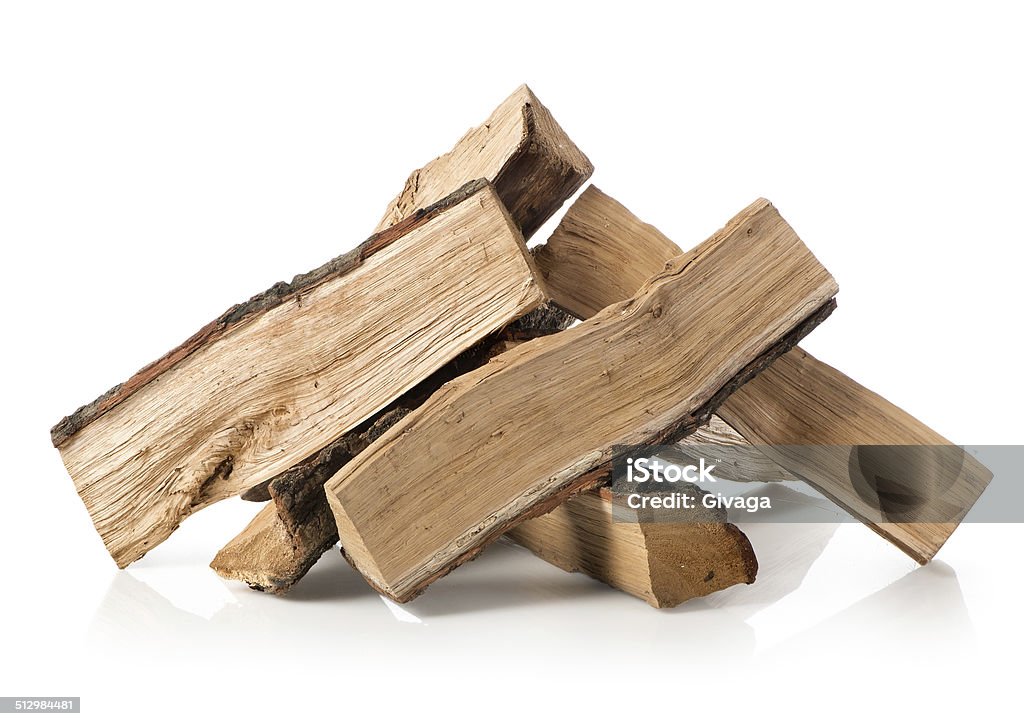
[212,305,575,592]
[716,351,992,563]
[325,198,838,602]
[212,319,775,598]
[52,181,548,567]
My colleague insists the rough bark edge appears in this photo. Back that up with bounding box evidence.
[50,179,492,448]
[368,297,837,602]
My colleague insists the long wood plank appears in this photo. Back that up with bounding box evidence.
[325,198,838,601]
[375,84,593,240]
[52,181,549,567]
[535,185,991,563]
[507,487,758,608]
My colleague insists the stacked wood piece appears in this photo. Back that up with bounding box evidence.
[507,487,758,609]
[51,181,550,567]
[212,305,575,592]
[210,85,774,603]
[50,84,992,614]
[375,84,593,239]
[536,186,991,565]
[324,197,837,602]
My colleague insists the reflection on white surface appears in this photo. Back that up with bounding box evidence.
[88,518,973,667]
[380,596,423,624]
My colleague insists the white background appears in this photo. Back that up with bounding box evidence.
[2,2,1022,723]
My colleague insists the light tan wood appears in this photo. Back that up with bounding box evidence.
[326,198,838,601]
[212,306,575,593]
[52,182,548,567]
[719,350,991,563]
[209,312,781,597]
[533,187,680,319]
[535,185,991,563]
[507,488,758,608]
[376,84,593,240]
[212,504,304,593]
[212,81,595,591]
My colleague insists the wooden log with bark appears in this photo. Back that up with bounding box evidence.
[213,301,774,596]
[375,84,593,240]
[213,85,595,590]
[51,181,550,567]
[324,198,838,602]
[536,185,992,564]
[211,305,575,592]
[209,85,791,595]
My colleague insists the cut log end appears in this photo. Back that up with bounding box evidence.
[210,505,333,594]
[374,85,593,240]
[507,488,758,609]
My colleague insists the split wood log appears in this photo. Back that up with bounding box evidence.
[233,84,591,508]
[212,322,771,595]
[375,84,593,240]
[535,185,991,563]
[213,88,770,596]
[506,487,758,608]
[212,305,575,592]
[213,84,594,589]
[51,181,549,567]
[325,198,838,602]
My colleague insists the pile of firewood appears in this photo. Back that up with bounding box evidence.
[51,86,991,608]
